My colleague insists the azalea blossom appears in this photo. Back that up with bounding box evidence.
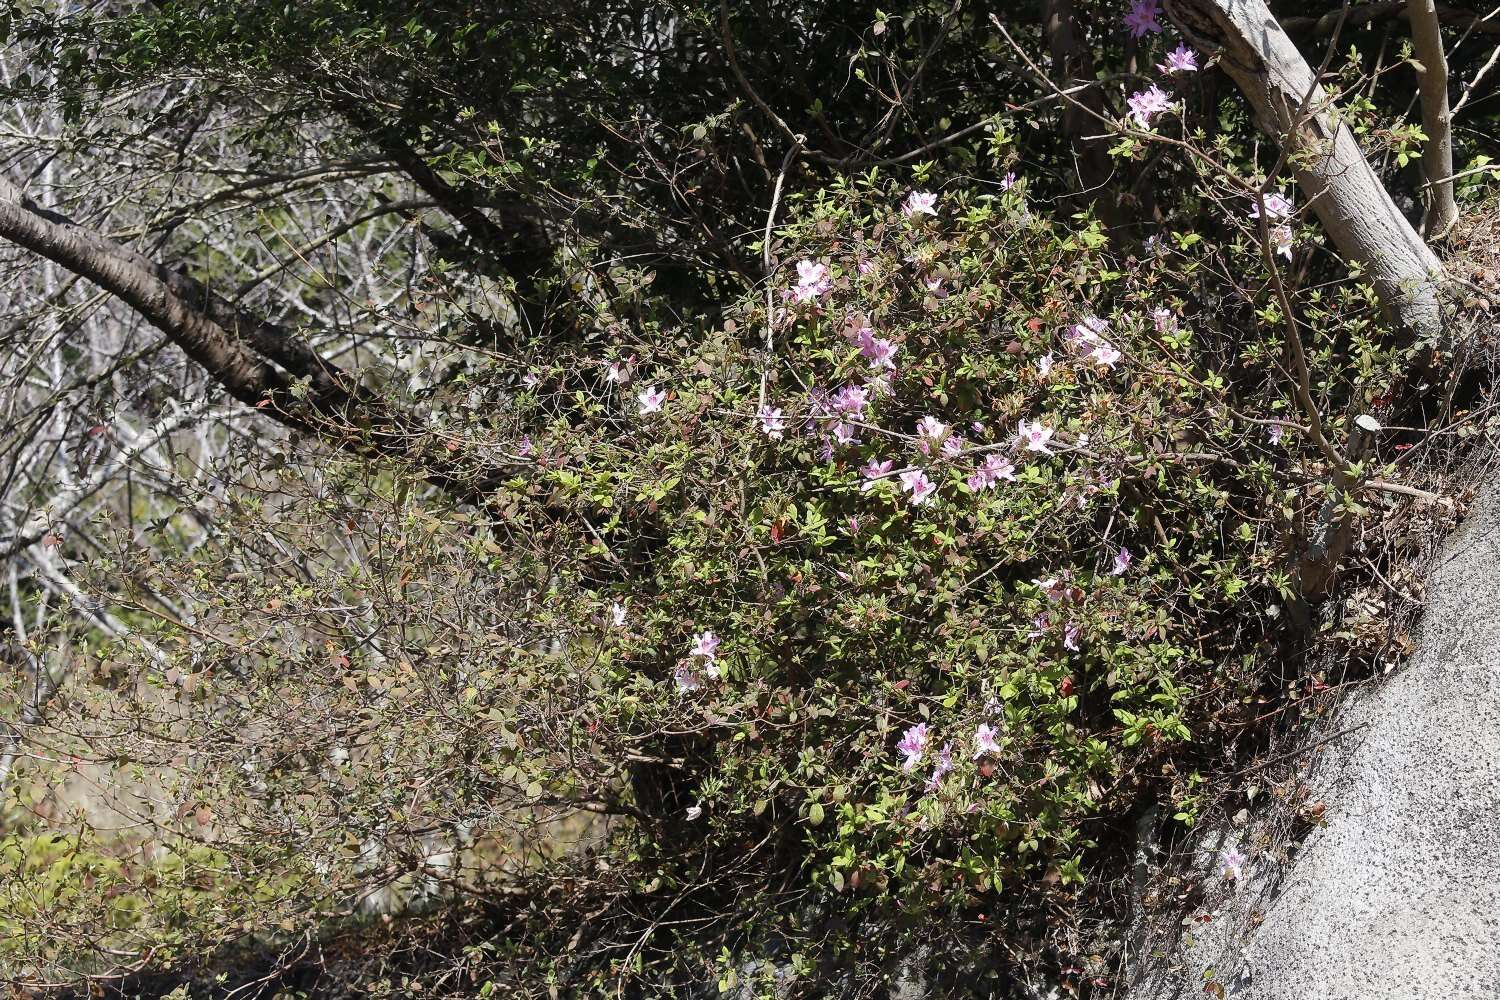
[1158,43,1199,74]
[925,743,955,792]
[758,405,787,439]
[673,664,701,692]
[915,415,949,444]
[517,435,534,458]
[793,258,833,302]
[857,327,900,370]
[861,458,895,490]
[611,601,628,627]
[1037,352,1055,379]
[999,171,1017,191]
[973,723,1003,759]
[1063,623,1082,652]
[1128,85,1175,127]
[1221,845,1248,882]
[1067,315,1109,350]
[1249,192,1294,222]
[1028,613,1051,639]
[832,385,870,415]
[924,275,948,298]
[1123,0,1163,36]
[691,630,720,662]
[898,469,938,505]
[637,386,667,414]
[967,453,1017,492]
[1267,424,1285,445]
[941,434,965,459]
[897,722,930,771]
[902,190,939,218]
[1111,546,1133,576]
[1091,341,1122,368]
[1017,419,1055,455]
[685,805,703,821]
[605,358,633,384]
[1270,223,1295,260]
[832,422,861,447]
[1035,576,1070,604]
[1151,306,1177,333]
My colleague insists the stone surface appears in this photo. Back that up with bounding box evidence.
[1131,483,1500,999]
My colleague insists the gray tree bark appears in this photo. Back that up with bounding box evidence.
[1167,0,1447,341]
[1407,0,1460,237]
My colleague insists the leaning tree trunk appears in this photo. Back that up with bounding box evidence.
[1408,0,1460,237]
[1166,0,1447,341]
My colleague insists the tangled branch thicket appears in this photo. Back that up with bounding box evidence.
[1,1,1499,996]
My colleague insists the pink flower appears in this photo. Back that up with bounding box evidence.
[1017,419,1055,455]
[1128,85,1175,127]
[611,601,628,627]
[793,259,833,302]
[1267,424,1285,445]
[916,416,949,443]
[1249,192,1294,222]
[1158,43,1199,74]
[924,743,955,792]
[832,385,870,415]
[967,453,1017,492]
[691,630,721,662]
[1028,613,1051,639]
[1034,577,1069,604]
[1270,224,1295,260]
[673,664,701,692]
[1063,623,1082,652]
[999,171,1017,191]
[1091,341,1122,369]
[941,435,965,459]
[758,405,787,439]
[924,275,948,299]
[605,357,633,384]
[1151,307,1177,333]
[1123,0,1163,36]
[1067,315,1109,350]
[972,723,1002,759]
[1221,845,1248,882]
[897,722,930,771]
[637,386,667,414]
[863,336,899,370]
[898,469,937,505]
[1111,546,1133,576]
[832,422,861,446]
[902,190,938,218]
[861,458,895,490]
[1037,353,1055,379]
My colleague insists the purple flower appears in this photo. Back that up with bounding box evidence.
[898,469,937,506]
[1063,623,1082,652]
[941,434,965,459]
[1270,223,1295,260]
[897,722,930,771]
[861,458,895,490]
[691,630,720,662]
[1034,576,1071,604]
[637,386,667,414]
[1127,85,1175,127]
[605,358,633,384]
[1111,546,1133,576]
[832,422,861,446]
[972,723,1002,759]
[902,190,938,218]
[758,405,787,439]
[1267,424,1285,445]
[1151,306,1177,333]
[925,742,955,791]
[673,664,701,692]
[924,275,948,299]
[1028,613,1051,639]
[832,385,870,415]
[857,328,899,370]
[915,415,949,444]
[1124,0,1164,37]
[793,259,833,302]
[1221,845,1248,882]
[999,171,1017,191]
[1017,419,1055,455]
[1249,192,1294,222]
[1158,43,1199,74]
[967,453,1017,492]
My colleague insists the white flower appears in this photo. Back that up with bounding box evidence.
[637,386,666,414]
[685,805,703,821]
[1017,419,1055,454]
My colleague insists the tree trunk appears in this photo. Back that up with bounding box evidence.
[1044,0,1128,229]
[1166,0,1447,341]
[1407,0,1459,237]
